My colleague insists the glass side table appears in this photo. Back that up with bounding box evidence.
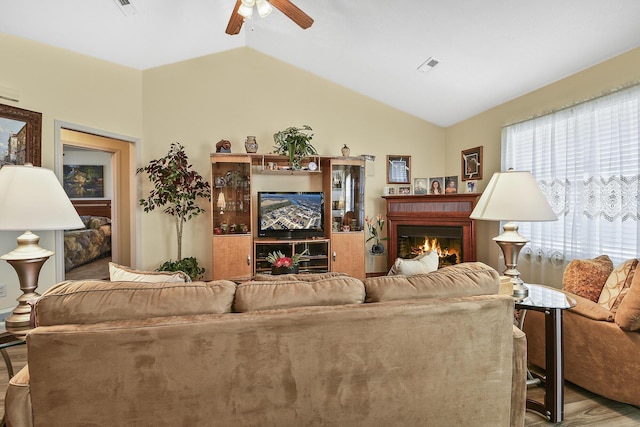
[0,331,26,427]
[515,284,576,423]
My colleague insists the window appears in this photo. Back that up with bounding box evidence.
[503,85,640,265]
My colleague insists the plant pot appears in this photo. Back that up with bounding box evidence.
[371,244,385,255]
[272,265,299,275]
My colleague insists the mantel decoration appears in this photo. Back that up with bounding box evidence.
[137,143,211,280]
[266,249,309,275]
[365,214,389,254]
[273,125,317,170]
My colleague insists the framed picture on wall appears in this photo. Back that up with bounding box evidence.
[63,165,105,198]
[0,104,42,167]
[461,146,482,181]
[387,155,411,184]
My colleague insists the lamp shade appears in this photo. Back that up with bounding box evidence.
[470,170,557,222]
[0,164,84,231]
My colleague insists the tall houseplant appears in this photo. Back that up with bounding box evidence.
[273,125,317,169]
[137,142,211,279]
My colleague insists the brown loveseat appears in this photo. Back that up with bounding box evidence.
[6,263,526,427]
[523,255,640,408]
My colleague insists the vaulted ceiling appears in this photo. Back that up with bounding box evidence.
[2,0,640,127]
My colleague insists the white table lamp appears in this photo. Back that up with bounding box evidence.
[0,164,84,339]
[470,169,557,299]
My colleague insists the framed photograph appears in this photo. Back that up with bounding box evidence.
[413,178,428,195]
[398,185,411,195]
[461,146,482,181]
[63,165,105,198]
[383,186,396,196]
[445,176,458,194]
[465,180,477,193]
[0,104,42,167]
[428,177,444,195]
[387,155,411,184]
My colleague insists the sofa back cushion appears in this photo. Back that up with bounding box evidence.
[233,276,365,312]
[33,280,237,326]
[252,272,348,282]
[365,262,499,303]
[615,271,640,331]
[562,255,613,302]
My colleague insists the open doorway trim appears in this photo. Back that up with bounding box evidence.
[54,120,140,283]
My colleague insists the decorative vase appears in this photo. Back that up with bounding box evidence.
[371,243,385,255]
[271,265,299,275]
[245,136,258,153]
[341,144,351,157]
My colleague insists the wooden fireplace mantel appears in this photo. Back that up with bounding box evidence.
[382,193,480,269]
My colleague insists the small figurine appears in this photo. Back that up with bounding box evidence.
[216,139,231,153]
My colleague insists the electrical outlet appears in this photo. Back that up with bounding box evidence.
[0,283,6,298]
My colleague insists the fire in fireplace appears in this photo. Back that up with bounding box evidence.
[397,225,463,268]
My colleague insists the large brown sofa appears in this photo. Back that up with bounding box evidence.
[523,255,640,407]
[6,262,526,426]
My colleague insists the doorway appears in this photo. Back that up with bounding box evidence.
[54,123,137,281]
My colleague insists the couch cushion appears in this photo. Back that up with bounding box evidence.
[109,262,190,283]
[252,272,348,282]
[233,276,365,312]
[388,251,439,276]
[33,280,237,326]
[562,255,613,302]
[615,271,640,331]
[365,262,499,303]
[598,259,639,312]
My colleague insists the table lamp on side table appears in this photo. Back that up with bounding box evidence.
[0,164,84,339]
[470,169,557,299]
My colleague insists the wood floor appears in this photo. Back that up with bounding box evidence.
[0,343,638,425]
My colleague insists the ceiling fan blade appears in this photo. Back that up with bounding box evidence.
[225,0,244,35]
[269,0,314,29]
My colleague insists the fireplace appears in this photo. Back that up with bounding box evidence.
[383,194,478,269]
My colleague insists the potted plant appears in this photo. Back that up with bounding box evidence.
[266,249,309,275]
[137,142,211,280]
[365,214,389,254]
[273,125,317,169]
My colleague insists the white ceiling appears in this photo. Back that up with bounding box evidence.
[2,0,640,127]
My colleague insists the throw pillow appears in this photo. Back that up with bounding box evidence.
[598,259,639,312]
[388,251,439,276]
[108,262,190,283]
[615,271,640,331]
[562,255,613,302]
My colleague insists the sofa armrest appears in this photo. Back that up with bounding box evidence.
[5,365,33,427]
[533,285,614,322]
[511,325,526,427]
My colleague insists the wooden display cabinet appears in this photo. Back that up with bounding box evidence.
[254,239,330,275]
[210,154,252,280]
[322,157,366,279]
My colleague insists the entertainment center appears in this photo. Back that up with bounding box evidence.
[210,153,365,280]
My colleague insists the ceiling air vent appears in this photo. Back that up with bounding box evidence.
[417,57,440,73]
[113,0,137,16]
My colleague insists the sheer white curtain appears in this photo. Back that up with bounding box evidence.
[503,85,640,281]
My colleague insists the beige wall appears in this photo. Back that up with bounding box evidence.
[141,48,444,277]
[446,46,640,286]
[0,33,142,312]
[1,31,639,307]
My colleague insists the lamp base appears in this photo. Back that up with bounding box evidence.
[494,222,529,301]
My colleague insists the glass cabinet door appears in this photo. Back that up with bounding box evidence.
[211,156,251,236]
[330,162,365,232]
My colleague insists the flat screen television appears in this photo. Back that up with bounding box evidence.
[257,191,325,239]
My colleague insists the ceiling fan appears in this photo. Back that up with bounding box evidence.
[225,0,314,35]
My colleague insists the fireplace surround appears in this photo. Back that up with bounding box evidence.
[383,194,479,269]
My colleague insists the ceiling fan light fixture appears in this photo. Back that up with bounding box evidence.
[238,0,255,18]
[256,0,273,18]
